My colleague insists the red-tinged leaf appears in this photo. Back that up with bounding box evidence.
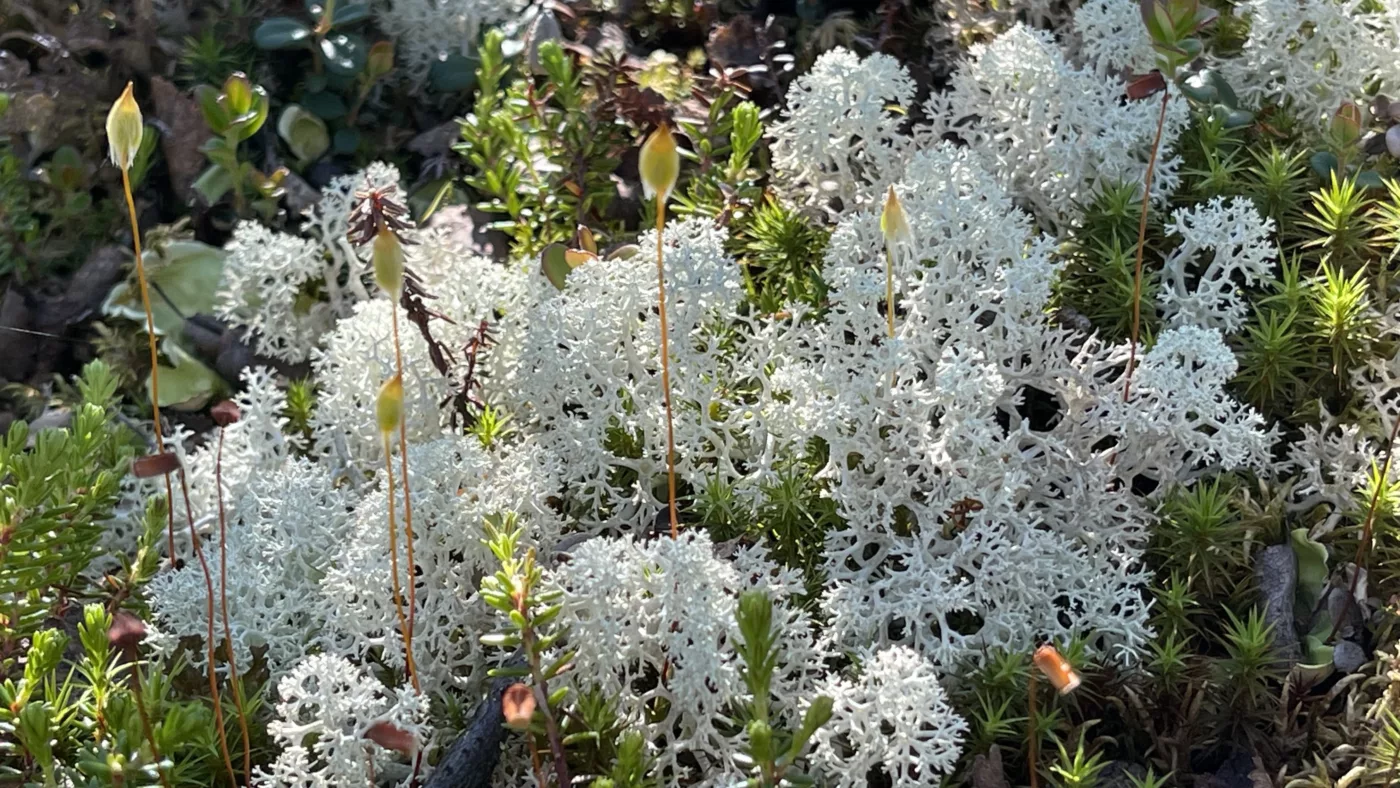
[364,721,416,754]
[576,224,597,255]
[503,683,536,730]
[1191,4,1218,31]
[1126,71,1168,100]
[1334,101,1363,145]
[211,400,241,427]
[132,452,181,478]
[564,249,597,269]
[1139,0,1156,25]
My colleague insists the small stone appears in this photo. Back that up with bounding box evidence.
[970,745,1010,788]
[1333,640,1366,673]
[523,11,562,76]
[1254,544,1300,663]
[150,77,209,205]
[0,288,34,384]
[280,170,322,218]
[1099,761,1147,788]
[407,120,459,160]
[1385,125,1400,158]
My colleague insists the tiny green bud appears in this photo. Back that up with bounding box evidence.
[639,122,680,203]
[106,82,144,171]
[802,695,835,733]
[373,228,406,297]
[880,186,912,252]
[746,719,774,761]
[376,374,404,434]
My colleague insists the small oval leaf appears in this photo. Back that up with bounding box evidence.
[306,0,372,25]
[254,17,313,49]
[429,52,479,93]
[333,127,361,154]
[277,104,330,164]
[321,32,368,77]
[301,91,348,120]
[1309,150,1339,178]
[1356,169,1386,190]
[542,243,570,290]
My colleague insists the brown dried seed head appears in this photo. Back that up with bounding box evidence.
[364,721,416,754]
[211,400,241,427]
[132,452,181,478]
[502,683,536,730]
[108,611,147,652]
[1032,644,1081,694]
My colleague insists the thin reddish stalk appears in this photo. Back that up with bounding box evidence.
[214,426,253,782]
[656,205,679,538]
[118,162,177,788]
[129,664,173,788]
[1028,668,1039,788]
[387,304,421,695]
[120,167,177,566]
[381,430,421,688]
[1123,87,1171,403]
[518,594,570,786]
[176,470,237,786]
[527,738,547,788]
[1329,411,1400,643]
[885,246,897,391]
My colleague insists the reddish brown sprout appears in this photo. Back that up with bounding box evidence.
[348,185,415,248]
